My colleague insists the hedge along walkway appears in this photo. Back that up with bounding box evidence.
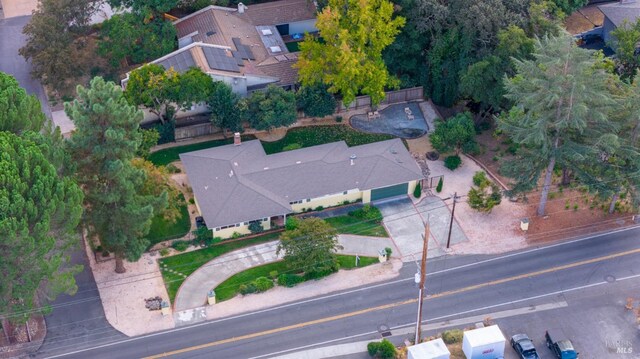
[172,235,396,313]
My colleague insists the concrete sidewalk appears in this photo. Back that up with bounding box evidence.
[173,235,396,317]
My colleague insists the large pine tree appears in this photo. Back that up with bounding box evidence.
[66,77,164,273]
[500,32,616,216]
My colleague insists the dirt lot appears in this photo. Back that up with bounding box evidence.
[472,127,636,244]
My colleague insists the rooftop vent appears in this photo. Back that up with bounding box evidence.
[204,185,209,190]
[206,30,216,37]
[233,162,238,166]
[270,46,282,53]
[229,170,234,177]
[238,2,248,13]
[350,154,357,166]
[264,167,269,170]
[261,29,273,35]
[296,161,302,164]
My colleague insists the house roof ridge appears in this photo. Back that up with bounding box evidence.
[173,5,237,26]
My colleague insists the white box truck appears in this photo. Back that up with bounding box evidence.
[462,325,506,359]
[407,338,450,359]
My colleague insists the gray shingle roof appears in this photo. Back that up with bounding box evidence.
[180,138,423,228]
[599,1,640,28]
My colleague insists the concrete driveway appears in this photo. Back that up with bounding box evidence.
[376,196,468,261]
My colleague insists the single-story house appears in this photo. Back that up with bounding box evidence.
[180,136,423,238]
[599,0,640,42]
[121,0,317,123]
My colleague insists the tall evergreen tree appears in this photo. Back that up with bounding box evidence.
[0,132,83,324]
[66,77,162,273]
[500,32,616,216]
[0,72,46,134]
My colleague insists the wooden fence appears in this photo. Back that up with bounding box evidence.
[337,87,424,113]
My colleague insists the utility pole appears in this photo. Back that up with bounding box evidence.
[446,192,458,249]
[414,222,429,344]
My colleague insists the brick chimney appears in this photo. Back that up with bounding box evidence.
[234,132,241,146]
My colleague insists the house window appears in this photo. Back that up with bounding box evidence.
[306,199,310,202]
[263,218,268,221]
[243,222,249,225]
[343,191,348,195]
[235,223,240,227]
[215,227,220,231]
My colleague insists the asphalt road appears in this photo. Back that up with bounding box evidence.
[37,226,640,359]
[0,15,51,118]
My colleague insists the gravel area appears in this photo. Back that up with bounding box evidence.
[427,155,528,255]
[85,239,175,337]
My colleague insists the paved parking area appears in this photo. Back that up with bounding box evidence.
[376,196,467,261]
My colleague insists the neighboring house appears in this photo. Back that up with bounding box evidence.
[121,0,317,122]
[180,136,423,239]
[599,0,640,43]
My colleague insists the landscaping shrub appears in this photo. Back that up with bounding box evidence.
[384,247,392,258]
[367,339,397,358]
[436,177,443,193]
[444,155,461,170]
[285,217,300,230]
[349,204,383,222]
[283,143,302,151]
[248,221,264,234]
[277,273,304,287]
[468,171,502,213]
[335,116,343,123]
[172,240,190,252]
[160,248,170,257]
[188,197,195,204]
[304,266,337,280]
[253,277,275,292]
[413,182,422,198]
[314,205,325,211]
[269,270,279,279]
[239,283,257,295]
[442,329,463,344]
[153,120,176,145]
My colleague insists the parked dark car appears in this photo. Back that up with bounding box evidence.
[511,334,540,359]
[195,216,206,228]
[545,329,578,359]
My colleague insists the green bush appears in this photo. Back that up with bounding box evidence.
[285,217,300,230]
[165,163,182,173]
[160,248,170,256]
[269,270,279,279]
[188,197,195,204]
[304,266,337,280]
[444,155,461,170]
[442,329,463,344]
[367,339,396,358]
[248,221,264,234]
[413,182,422,198]
[335,116,343,123]
[239,283,257,295]
[171,240,190,252]
[282,143,302,151]
[349,204,383,222]
[277,273,304,287]
[315,206,325,211]
[384,247,392,258]
[253,277,274,292]
[436,177,443,193]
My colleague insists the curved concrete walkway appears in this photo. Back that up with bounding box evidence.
[173,235,395,312]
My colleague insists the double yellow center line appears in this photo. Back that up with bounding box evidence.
[145,247,640,358]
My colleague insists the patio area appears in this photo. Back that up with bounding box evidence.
[349,102,429,139]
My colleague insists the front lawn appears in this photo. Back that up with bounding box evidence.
[149,134,257,166]
[159,231,281,303]
[146,193,191,249]
[261,125,394,154]
[324,215,388,237]
[214,255,378,301]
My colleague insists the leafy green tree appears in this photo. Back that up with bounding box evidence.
[99,14,177,68]
[137,128,160,159]
[66,77,162,273]
[0,72,46,134]
[500,32,616,216]
[296,0,405,105]
[526,1,565,37]
[430,112,476,154]
[124,64,213,123]
[246,85,297,131]
[208,81,243,134]
[468,171,502,213]
[548,0,586,15]
[609,19,640,82]
[19,0,99,93]
[460,26,535,111]
[0,131,83,324]
[296,83,337,118]
[277,217,343,279]
[131,158,176,222]
[108,0,178,17]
